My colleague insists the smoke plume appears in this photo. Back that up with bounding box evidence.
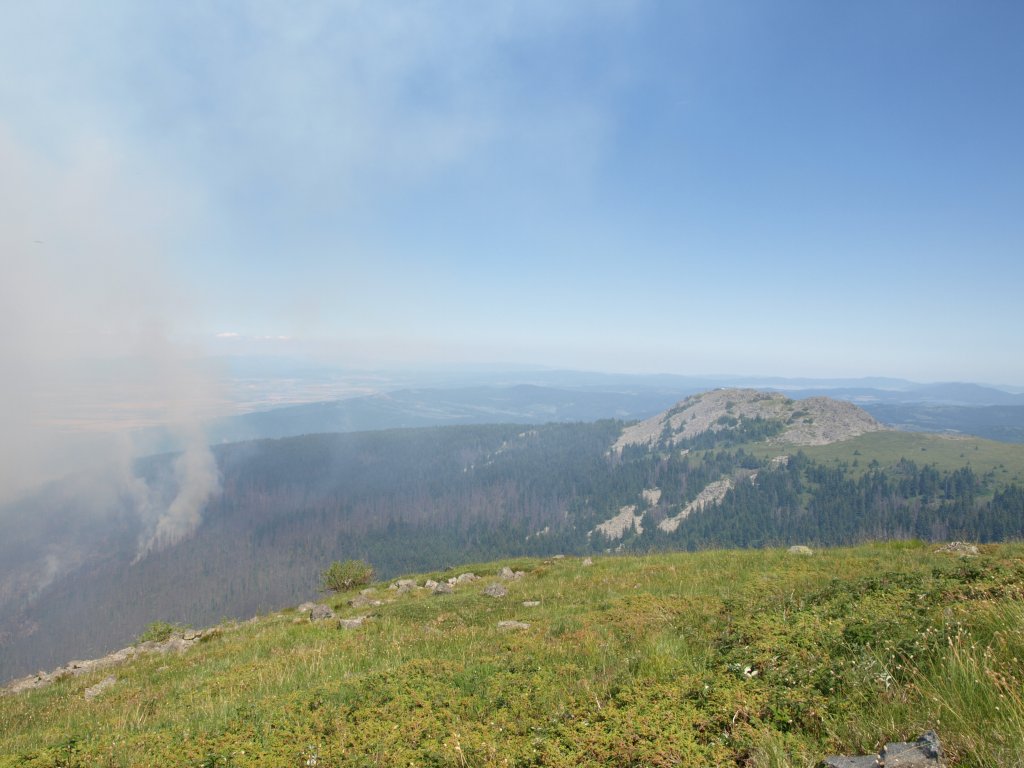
[0,125,222,569]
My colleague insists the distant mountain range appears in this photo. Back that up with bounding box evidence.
[126,376,1024,454]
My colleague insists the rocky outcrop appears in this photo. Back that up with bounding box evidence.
[3,628,218,696]
[614,388,887,452]
[658,478,733,533]
[592,505,644,540]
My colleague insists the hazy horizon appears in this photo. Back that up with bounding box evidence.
[2,1,1022,504]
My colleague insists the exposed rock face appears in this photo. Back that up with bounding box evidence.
[659,478,733,533]
[614,388,887,452]
[592,505,644,540]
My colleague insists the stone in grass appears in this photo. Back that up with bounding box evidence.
[432,582,453,595]
[338,616,369,630]
[483,583,507,598]
[880,731,942,768]
[935,541,979,557]
[822,731,942,768]
[497,620,530,630]
[821,757,878,768]
[456,572,479,584]
[788,545,814,555]
[84,675,117,701]
[582,557,594,566]
[349,594,384,608]
[297,602,317,613]
[522,600,541,607]
[309,604,336,621]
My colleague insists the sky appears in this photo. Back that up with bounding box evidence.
[2,0,1023,384]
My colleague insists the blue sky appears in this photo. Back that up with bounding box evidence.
[2,1,1022,382]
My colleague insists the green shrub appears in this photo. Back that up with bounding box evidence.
[137,620,180,644]
[320,559,374,593]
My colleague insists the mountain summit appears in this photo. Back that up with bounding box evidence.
[613,388,887,452]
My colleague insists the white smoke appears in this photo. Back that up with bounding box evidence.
[0,124,222,566]
[134,427,220,559]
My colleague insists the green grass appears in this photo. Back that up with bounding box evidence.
[3,544,1024,766]
[745,430,1024,485]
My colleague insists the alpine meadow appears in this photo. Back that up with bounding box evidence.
[2,2,1023,767]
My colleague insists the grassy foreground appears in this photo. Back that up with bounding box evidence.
[2,543,1023,767]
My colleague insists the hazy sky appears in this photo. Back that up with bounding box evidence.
[2,1,1022,382]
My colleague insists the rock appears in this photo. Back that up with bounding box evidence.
[349,595,384,608]
[309,604,336,621]
[822,731,941,768]
[424,579,439,589]
[788,545,814,555]
[297,602,317,613]
[83,675,117,701]
[582,557,594,566]
[935,541,979,557]
[522,600,541,607]
[483,583,508,598]
[821,757,879,768]
[338,616,369,630]
[552,554,566,560]
[432,582,453,595]
[499,567,515,579]
[880,731,942,767]
[497,620,530,630]
[391,579,417,591]
[456,572,479,583]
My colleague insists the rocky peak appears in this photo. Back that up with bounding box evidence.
[613,388,887,452]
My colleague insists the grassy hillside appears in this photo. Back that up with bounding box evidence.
[3,543,1023,767]
[778,431,1024,485]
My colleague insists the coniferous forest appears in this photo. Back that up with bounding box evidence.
[1,420,1022,680]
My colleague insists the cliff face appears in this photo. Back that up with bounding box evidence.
[613,388,888,452]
